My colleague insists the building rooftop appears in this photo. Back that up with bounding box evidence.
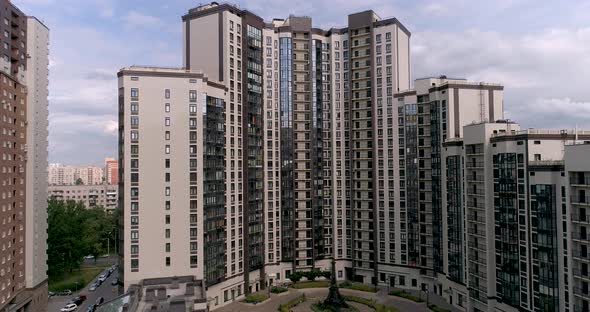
[97,276,207,312]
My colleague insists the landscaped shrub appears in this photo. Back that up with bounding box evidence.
[288,271,303,283]
[291,281,330,289]
[270,286,288,294]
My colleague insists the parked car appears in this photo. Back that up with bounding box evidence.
[105,270,111,277]
[48,291,55,297]
[60,303,77,312]
[95,297,104,305]
[111,278,118,286]
[58,290,72,296]
[70,295,86,306]
[84,255,94,260]
[98,275,106,282]
[89,284,97,291]
[85,304,96,312]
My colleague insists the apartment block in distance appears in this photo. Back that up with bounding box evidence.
[0,0,49,311]
[105,157,118,185]
[47,163,104,185]
[48,184,118,212]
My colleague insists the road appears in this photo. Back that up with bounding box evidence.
[48,267,119,312]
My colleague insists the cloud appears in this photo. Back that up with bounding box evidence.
[411,27,590,129]
[421,3,450,16]
[123,11,162,28]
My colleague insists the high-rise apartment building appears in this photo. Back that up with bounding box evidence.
[180,3,410,291]
[0,1,49,310]
[436,123,590,312]
[565,143,590,312]
[117,67,228,297]
[105,157,118,185]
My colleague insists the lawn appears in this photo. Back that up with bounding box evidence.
[344,296,400,312]
[244,292,269,304]
[49,264,109,292]
[339,281,378,293]
[389,290,424,303]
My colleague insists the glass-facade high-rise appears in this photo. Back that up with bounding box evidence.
[203,96,227,286]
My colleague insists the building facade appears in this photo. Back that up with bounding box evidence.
[105,158,118,185]
[0,1,49,311]
[48,184,118,212]
[565,144,590,312]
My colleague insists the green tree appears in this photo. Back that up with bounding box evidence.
[47,199,117,277]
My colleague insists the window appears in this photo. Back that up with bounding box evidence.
[165,229,170,238]
[131,245,139,254]
[189,104,197,113]
[165,159,170,168]
[165,243,170,252]
[165,215,170,224]
[131,216,138,225]
[130,131,139,142]
[131,231,139,239]
[165,257,170,267]
[165,131,170,140]
[385,32,391,42]
[165,103,170,112]
[165,117,170,126]
[376,34,382,43]
[189,90,197,102]
[165,187,170,196]
[165,145,170,154]
[164,89,170,99]
[130,103,138,114]
[130,88,139,98]
[190,256,197,267]
[131,259,139,269]
[534,154,541,161]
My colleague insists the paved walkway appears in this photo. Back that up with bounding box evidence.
[215,287,433,312]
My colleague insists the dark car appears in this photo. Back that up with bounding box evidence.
[70,295,87,306]
[95,297,104,305]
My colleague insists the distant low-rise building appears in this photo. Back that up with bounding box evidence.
[48,184,118,212]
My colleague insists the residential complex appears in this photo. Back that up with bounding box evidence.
[0,0,49,311]
[48,184,118,212]
[117,2,590,312]
[48,163,104,185]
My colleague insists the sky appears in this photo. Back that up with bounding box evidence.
[13,0,590,166]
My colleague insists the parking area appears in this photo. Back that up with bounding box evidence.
[48,266,120,312]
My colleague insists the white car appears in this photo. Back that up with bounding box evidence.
[60,303,77,312]
[98,275,106,282]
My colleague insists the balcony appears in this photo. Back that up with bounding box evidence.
[572,214,590,224]
[570,176,590,186]
[571,196,590,205]
[466,161,485,169]
[572,232,589,241]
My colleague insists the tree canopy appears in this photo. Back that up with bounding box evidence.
[47,199,117,277]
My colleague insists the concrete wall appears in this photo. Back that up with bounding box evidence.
[25,16,49,293]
